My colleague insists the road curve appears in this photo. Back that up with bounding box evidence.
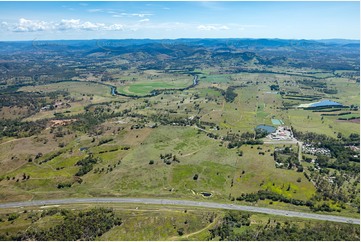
[0,198,359,224]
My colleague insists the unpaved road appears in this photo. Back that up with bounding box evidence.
[0,198,359,224]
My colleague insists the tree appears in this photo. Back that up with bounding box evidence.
[177,228,184,236]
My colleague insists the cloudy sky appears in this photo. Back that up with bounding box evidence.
[0,1,359,41]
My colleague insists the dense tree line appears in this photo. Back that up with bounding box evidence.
[235,221,359,241]
[75,155,99,176]
[274,147,302,171]
[209,211,251,240]
[236,190,313,207]
[224,132,263,149]
[0,119,47,138]
[293,130,360,175]
[1,208,122,241]
[69,109,124,134]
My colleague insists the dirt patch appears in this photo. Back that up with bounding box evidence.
[121,127,153,146]
[0,188,33,203]
[49,119,77,127]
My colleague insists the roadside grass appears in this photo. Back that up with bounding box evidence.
[100,208,213,241]
[171,161,234,196]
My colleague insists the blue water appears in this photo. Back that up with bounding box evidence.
[111,87,116,96]
[310,100,342,107]
[256,125,276,134]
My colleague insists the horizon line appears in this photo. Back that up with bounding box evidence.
[1,37,360,42]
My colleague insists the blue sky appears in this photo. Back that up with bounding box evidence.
[0,1,359,40]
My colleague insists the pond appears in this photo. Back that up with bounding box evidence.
[200,192,212,197]
[256,125,276,134]
[110,86,116,96]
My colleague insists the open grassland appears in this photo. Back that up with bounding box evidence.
[1,125,318,212]
[116,72,193,96]
[288,109,359,138]
[0,69,359,220]
[117,79,192,96]
[326,77,359,106]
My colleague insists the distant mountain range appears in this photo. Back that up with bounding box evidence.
[0,38,359,52]
[0,38,359,72]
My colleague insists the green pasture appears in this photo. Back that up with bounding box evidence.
[117,79,192,96]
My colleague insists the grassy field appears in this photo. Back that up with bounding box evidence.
[117,79,192,96]
[0,125,316,205]
[0,69,359,220]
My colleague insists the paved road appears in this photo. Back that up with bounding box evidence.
[0,198,359,224]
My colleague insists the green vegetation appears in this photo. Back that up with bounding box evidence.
[1,205,358,241]
[0,207,121,241]
[0,39,359,240]
[117,78,192,96]
[210,210,359,241]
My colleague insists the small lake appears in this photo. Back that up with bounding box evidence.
[256,125,276,134]
[200,192,212,197]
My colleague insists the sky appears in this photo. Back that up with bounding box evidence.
[0,1,359,41]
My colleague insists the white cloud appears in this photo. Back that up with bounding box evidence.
[197,24,230,31]
[105,24,124,31]
[116,13,153,18]
[12,18,50,32]
[87,9,103,13]
[5,18,124,32]
[139,19,150,23]
[57,19,124,31]
[81,21,104,31]
[132,13,152,18]
[57,19,81,30]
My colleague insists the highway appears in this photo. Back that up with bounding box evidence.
[0,198,359,224]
